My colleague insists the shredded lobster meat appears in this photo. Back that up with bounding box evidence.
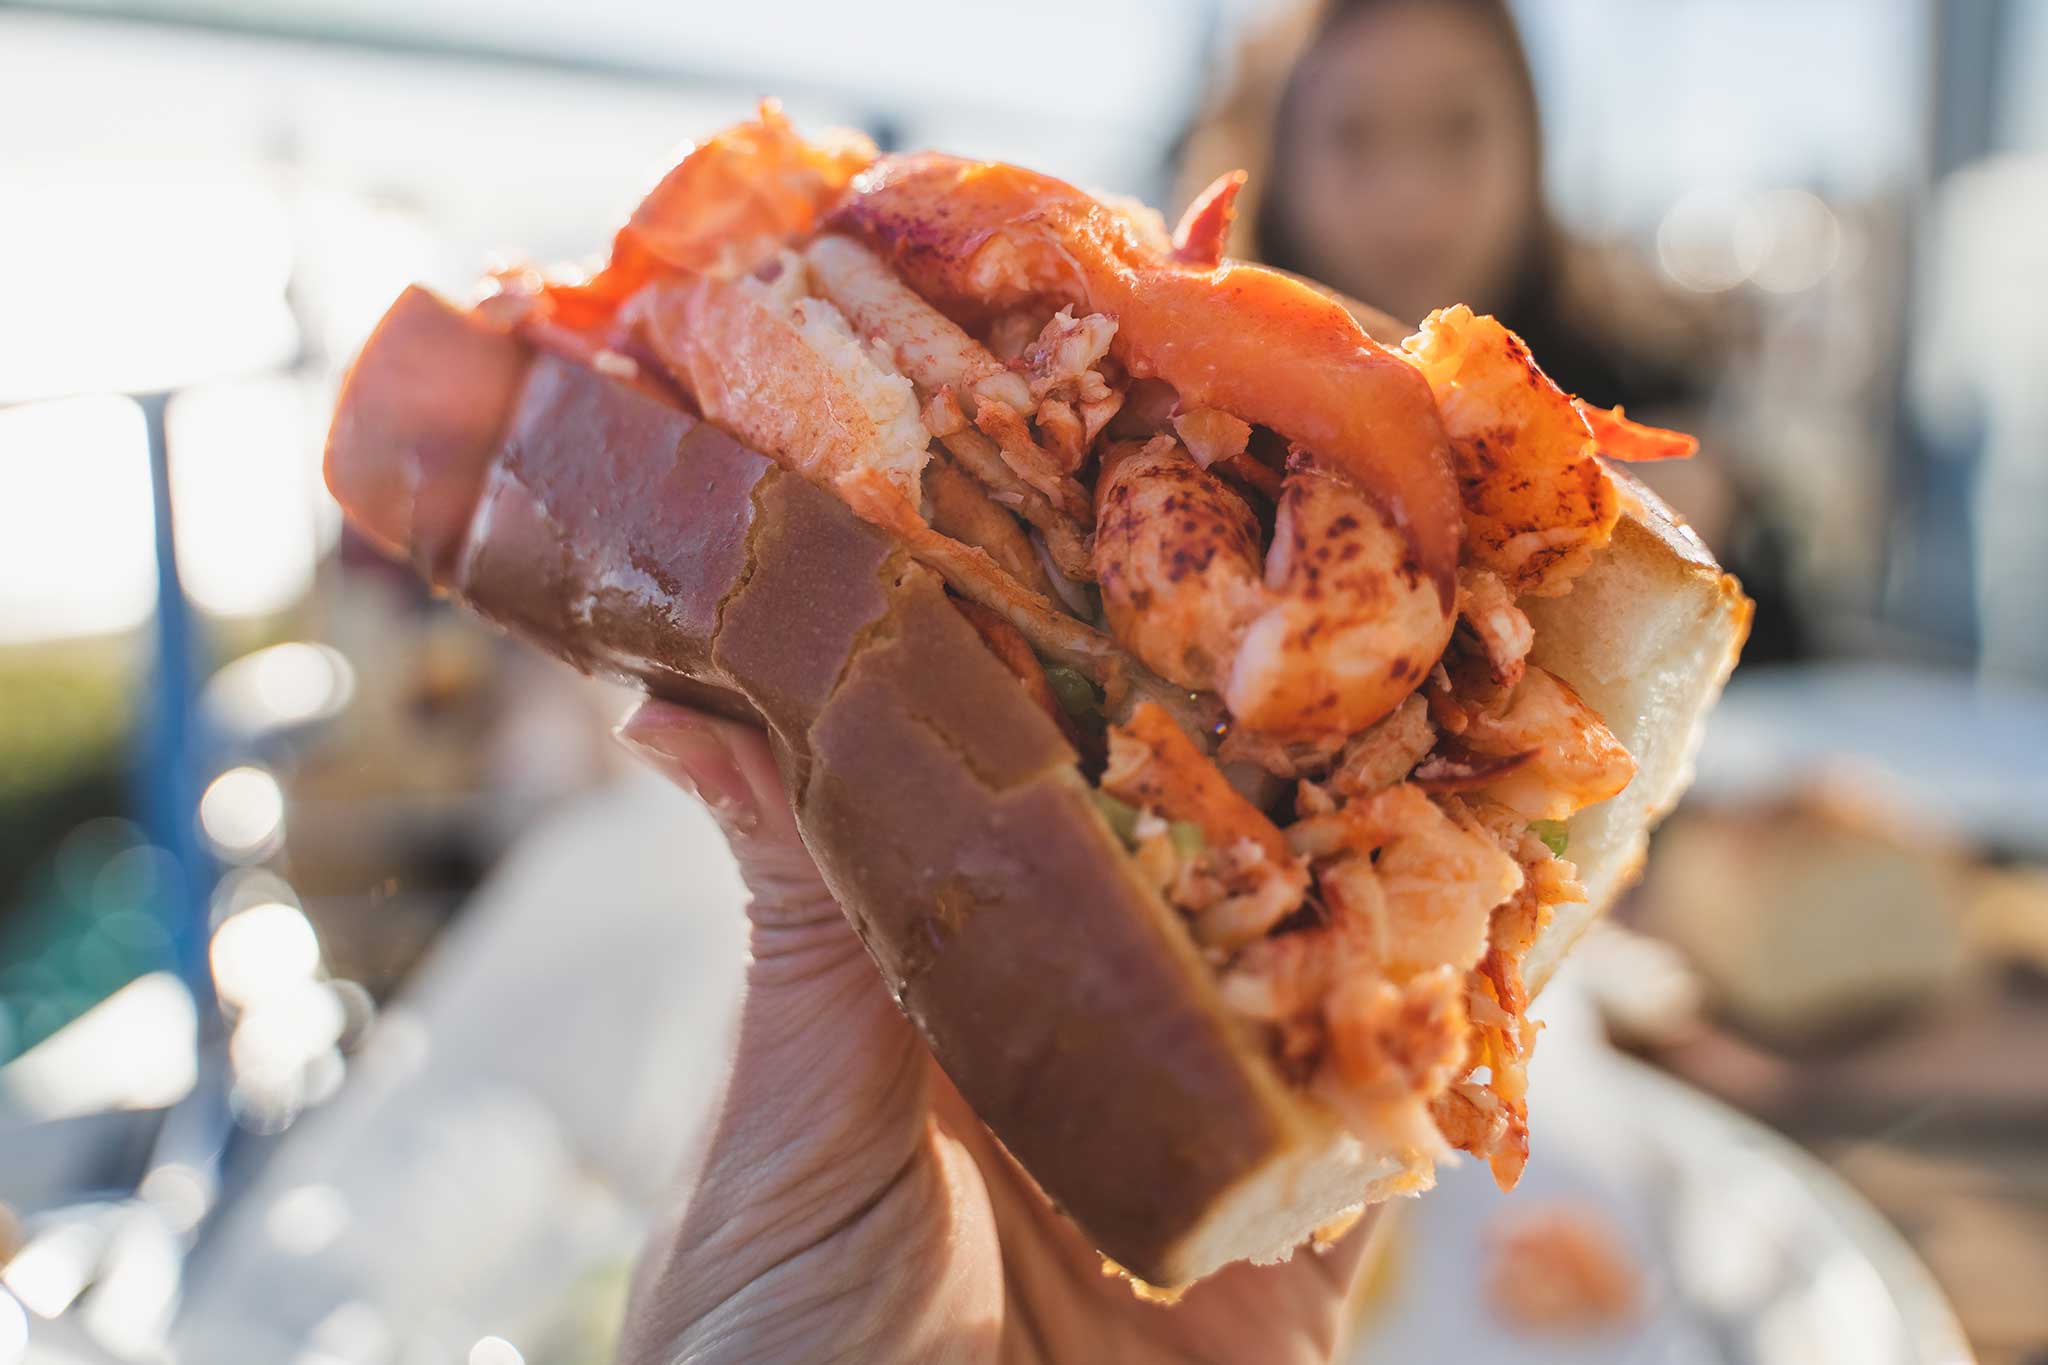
[802,232,1092,519]
[1457,567,1534,689]
[1330,694,1436,796]
[1102,702,1309,952]
[924,456,1058,601]
[1326,964,1473,1112]
[925,415,1093,580]
[1290,784,1522,974]
[1436,798,1589,1186]
[1017,308,1120,408]
[1410,738,1540,795]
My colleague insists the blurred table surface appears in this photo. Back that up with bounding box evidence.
[1644,995,2048,1365]
[1352,982,1972,1365]
[1694,663,2048,857]
[1668,661,2048,1365]
[1820,1139,2048,1365]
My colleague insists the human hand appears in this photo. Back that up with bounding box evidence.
[612,699,1379,1364]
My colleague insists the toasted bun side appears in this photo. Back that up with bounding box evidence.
[1520,473,1752,993]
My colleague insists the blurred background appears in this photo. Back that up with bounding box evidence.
[0,0,2043,1361]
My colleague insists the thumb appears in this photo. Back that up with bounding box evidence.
[612,701,933,1329]
[614,701,835,932]
[614,697,907,1014]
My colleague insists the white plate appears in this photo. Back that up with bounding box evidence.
[1347,983,1973,1365]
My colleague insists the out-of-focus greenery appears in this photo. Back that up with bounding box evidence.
[0,641,136,802]
[523,1256,634,1365]
[0,614,291,806]
[0,617,289,891]
[0,618,294,1059]
[0,639,147,1059]
[1,642,138,922]
[0,817,175,1061]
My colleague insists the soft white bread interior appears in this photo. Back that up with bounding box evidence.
[1520,474,1750,992]
[1151,476,1750,1285]
[1147,1129,1426,1287]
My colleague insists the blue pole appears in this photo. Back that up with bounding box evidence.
[134,390,220,1031]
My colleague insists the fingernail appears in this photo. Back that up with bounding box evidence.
[615,707,762,836]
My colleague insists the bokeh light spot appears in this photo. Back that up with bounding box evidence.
[0,1290,26,1365]
[209,902,319,1007]
[266,1184,351,1257]
[469,1337,525,1365]
[198,767,285,860]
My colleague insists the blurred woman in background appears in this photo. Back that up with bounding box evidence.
[1175,0,1808,660]
[1179,0,1715,414]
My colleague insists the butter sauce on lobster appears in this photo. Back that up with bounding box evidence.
[330,101,1749,1287]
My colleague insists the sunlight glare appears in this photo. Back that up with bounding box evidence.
[209,901,319,1007]
[0,396,156,644]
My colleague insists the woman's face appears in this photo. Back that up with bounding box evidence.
[1273,2,1539,327]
